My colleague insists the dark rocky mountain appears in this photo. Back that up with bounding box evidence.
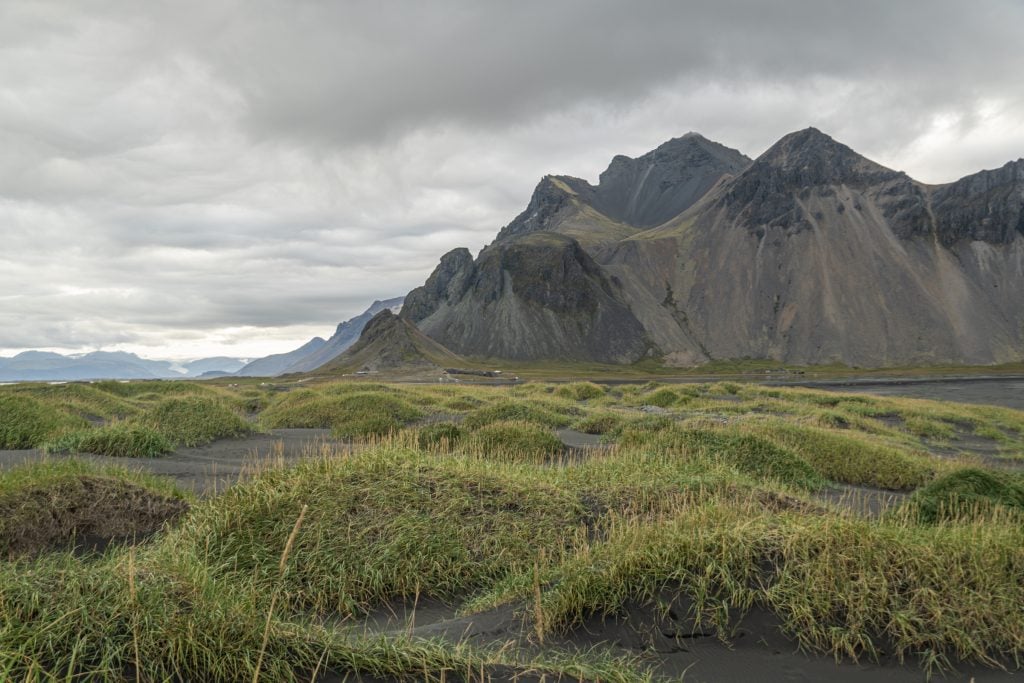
[403,128,1024,368]
[316,309,464,375]
[404,232,649,362]
[236,296,404,377]
[494,133,750,246]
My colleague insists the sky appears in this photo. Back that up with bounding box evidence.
[2,0,1023,361]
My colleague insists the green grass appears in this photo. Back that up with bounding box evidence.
[618,425,825,491]
[901,468,1024,523]
[261,390,422,439]
[44,423,173,458]
[513,496,1024,674]
[3,379,1024,679]
[416,422,465,450]
[0,393,88,449]
[572,411,625,435]
[139,395,252,447]
[736,419,937,490]
[466,420,564,461]
[554,382,606,401]
[462,400,572,429]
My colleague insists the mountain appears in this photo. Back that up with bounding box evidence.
[403,128,1024,368]
[0,350,177,381]
[181,357,247,377]
[235,296,405,377]
[315,309,464,375]
[234,337,327,377]
[0,351,248,382]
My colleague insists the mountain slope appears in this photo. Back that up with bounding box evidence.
[282,297,404,374]
[235,337,327,377]
[493,133,750,247]
[236,296,404,377]
[404,128,1024,368]
[404,232,651,363]
[315,309,465,375]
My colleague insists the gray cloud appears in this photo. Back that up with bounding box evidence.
[1,0,1023,358]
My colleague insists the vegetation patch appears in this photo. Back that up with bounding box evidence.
[416,422,465,450]
[0,461,189,558]
[0,393,87,449]
[641,387,690,408]
[467,420,565,461]
[261,390,422,439]
[739,420,935,490]
[519,497,1024,675]
[901,468,1024,523]
[554,382,606,401]
[462,400,571,429]
[45,424,173,458]
[140,395,251,447]
[572,411,625,435]
[171,448,585,615]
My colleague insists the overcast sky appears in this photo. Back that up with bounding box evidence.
[2,0,1023,360]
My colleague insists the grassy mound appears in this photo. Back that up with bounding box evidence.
[554,382,606,401]
[640,387,690,408]
[902,468,1024,523]
[0,460,189,558]
[140,395,251,447]
[10,383,141,421]
[170,449,585,615]
[515,497,1024,674]
[261,390,422,438]
[0,394,87,449]
[572,411,625,435]
[416,422,465,450]
[740,420,936,490]
[330,393,424,439]
[462,400,571,429]
[467,421,564,461]
[45,424,173,458]
[621,426,824,491]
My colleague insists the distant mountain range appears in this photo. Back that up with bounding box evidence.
[235,297,405,376]
[0,351,246,382]
[402,128,1024,368]
[2,298,406,382]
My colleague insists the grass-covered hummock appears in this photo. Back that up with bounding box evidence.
[900,468,1024,523]
[0,459,190,558]
[45,423,173,458]
[261,389,423,439]
[462,400,572,429]
[0,393,88,449]
[139,395,252,447]
[466,420,565,462]
[416,422,465,450]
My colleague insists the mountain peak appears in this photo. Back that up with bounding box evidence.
[740,128,899,190]
[759,127,864,167]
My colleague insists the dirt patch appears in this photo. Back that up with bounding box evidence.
[813,484,909,518]
[0,429,343,497]
[0,475,189,559]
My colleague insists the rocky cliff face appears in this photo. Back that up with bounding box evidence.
[405,232,650,363]
[404,128,1024,367]
[493,134,750,245]
[316,309,464,374]
[932,159,1024,246]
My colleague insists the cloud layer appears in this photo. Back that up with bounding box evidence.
[2,0,1022,358]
